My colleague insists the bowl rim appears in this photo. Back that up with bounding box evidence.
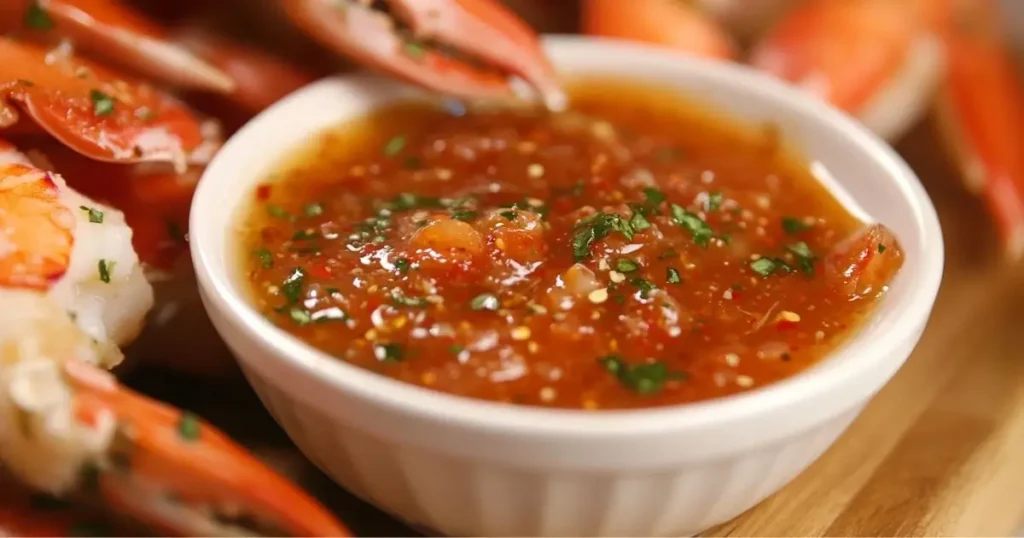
[190,35,944,438]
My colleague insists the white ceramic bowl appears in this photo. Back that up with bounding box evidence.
[190,36,943,537]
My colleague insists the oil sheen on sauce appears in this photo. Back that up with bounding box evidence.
[236,79,904,410]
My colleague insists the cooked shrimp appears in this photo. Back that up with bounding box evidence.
[0,144,348,536]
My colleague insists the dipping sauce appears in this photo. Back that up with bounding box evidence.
[237,80,904,410]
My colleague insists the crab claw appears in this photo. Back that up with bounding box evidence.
[279,0,566,110]
[0,37,220,166]
[933,0,1024,260]
[749,0,945,142]
[63,361,350,537]
[0,0,234,93]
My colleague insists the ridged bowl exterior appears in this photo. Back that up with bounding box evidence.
[191,37,943,538]
[243,360,861,536]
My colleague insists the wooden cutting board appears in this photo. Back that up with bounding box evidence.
[124,120,1024,537]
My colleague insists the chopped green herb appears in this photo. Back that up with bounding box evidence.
[394,258,411,273]
[666,267,682,284]
[292,229,318,241]
[616,258,639,273]
[97,259,113,283]
[385,192,444,211]
[670,204,714,247]
[643,187,666,207]
[79,205,104,224]
[448,345,464,355]
[500,210,518,221]
[254,248,274,269]
[707,192,723,212]
[782,216,812,235]
[303,202,324,217]
[383,135,406,157]
[89,90,115,116]
[266,204,291,220]
[403,41,426,59]
[470,293,500,311]
[750,257,778,277]
[451,209,479,221]
[787,241,817,276]
[390,290,428,308]
[572,212,635,261]
[630,277,656,298]
[177,412,200,442]
[375,343,405,362]
[878,244,887,253]
[289,307,312,325]
[598,355,685,395]
[628,210,651,231]
[23,1,53,31]
[570,180,586,196]
[281,267,306,304]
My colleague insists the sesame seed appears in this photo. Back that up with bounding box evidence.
[495,238,507,251]
[588,288,609,304]
[724,353,740,367]
[598,259,611,271]
[815,330,825,341]
[364,329,378,340]
[526,198,544,208]
[517,141,537,153]
[609,270,626,283]
[736,375,755,387]
[723,289,734,300]
[528,341,539,353]
[435,168,453,180]
[426,295,444,304]
[540,386,556,402]
[527,163,544,178]
[422,372,437,385]
[777,310,801,323]
[511,326,532,340]
[583,399,598,410]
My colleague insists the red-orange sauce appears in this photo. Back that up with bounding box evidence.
[238,80,903,410]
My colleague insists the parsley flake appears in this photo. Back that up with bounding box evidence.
[470,293,500,311]
[281,267,306,304]
[666,267,682,284]
[750,258,778,277]
[670,204,714,247]
[24,1,53,31]
[782,217,812,235]
[177,412,200,442]
[89,90,115,116]
[383,135,406,157]
[616,258,639,273]
[97,259,113,283]
[79,205,103,223]
[598,355,685,395]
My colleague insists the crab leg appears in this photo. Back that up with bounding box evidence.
[61,361,350,537]
[749,0,945,142]
[0,0,234,93]
[580,0,738,60]
[279,0,565,110]
[933,0,1024,260]
[0,37,220,166]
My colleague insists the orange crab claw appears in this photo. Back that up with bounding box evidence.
[64,361,351,537]
[749,0,945,141]
[279,0,566,110]
[0,37,219,165]
[0,0,234,93]
[824,223,905,300]
[933,0,1024,260]
[581,0,738,60]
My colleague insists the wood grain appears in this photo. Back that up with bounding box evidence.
[123,121,1024,537]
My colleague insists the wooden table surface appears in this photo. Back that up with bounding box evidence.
[124,120,1024,537]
